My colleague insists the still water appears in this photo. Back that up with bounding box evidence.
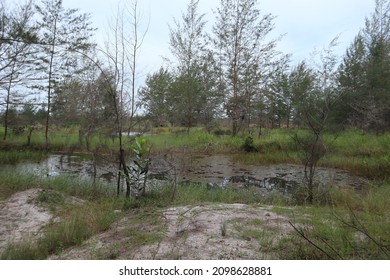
[8,153,368,194]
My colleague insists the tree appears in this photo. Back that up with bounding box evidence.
[139,67,173,126]
[337,0,390,133]
[289,62,316,128]
[362,0,390,132]
[0,0,37,140]
[266,56,293,128]
[213,0,279,136]
[126,0,149,134]
[168,0,208,133]
[337,34,367,128]
[293,39,340,204]
[34,0,95,148]
[197,51,224,131]
[104,0,148,198]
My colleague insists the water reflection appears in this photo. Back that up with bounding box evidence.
[13,154,117,181]
[9,153,367,193]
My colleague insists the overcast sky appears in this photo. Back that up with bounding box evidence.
[63,0,376,76]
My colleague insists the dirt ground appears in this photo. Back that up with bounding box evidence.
[0,189,52,254]
[0,189,293,259]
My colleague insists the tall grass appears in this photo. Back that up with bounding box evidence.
[1,126,390,259]
[0,169,124,260]
[145,131,244,153]
[321,130,390,178]
[2,126,389,179]
[1,198,122,260]
[269,181,390,259]
[0,168,42,200]
[0,126,120,153]
[0,150,48,164]
[1,168,389,259]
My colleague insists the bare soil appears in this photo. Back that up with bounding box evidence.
[50,204,292,259]
[0,189,52,254]
[0,190,292,259]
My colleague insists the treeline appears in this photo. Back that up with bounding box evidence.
[0,0,148,148]
[140,0,390,135]
[1,0,390,142]
[1,0,148,198]
[0,0,98,143]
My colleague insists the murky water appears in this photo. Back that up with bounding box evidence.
[153,154,367,192]
[10,154,118,181]
[6,153,369,194]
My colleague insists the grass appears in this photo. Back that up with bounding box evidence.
[1,125,389,179]
[264,181,390,259]
[0,126,120,153]
[0,150,48,164]
[145,128,390,179]
[145,131,244,153]
[0,170,124,260]
[40,199,120,255]
[0,169,42,200]
[1,169,390,259]
[1,198,122,260]
[1,126,390,259]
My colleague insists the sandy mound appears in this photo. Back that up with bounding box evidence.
[132,204,291,259]
[52,203,292,260]
[0,189,52,254]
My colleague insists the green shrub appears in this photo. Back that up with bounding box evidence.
[242,136,258,152]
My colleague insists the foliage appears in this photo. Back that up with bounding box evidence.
[122,137,151,198]
[139,67,174,126]
[337,0,390,133]
[242,135,258,152]
[273,182,390,259]
[213,0,280,135]
[34,0,95,148]
[1,0,390,260]
[1,0,390,137]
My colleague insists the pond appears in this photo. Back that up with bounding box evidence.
[6,153,369,195]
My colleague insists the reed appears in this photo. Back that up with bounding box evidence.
[0,150,48,164]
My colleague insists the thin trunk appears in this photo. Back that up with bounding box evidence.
[3,88,10,141]
[117,160,122,196]
[130,15,137,135]
[45,17,57,150]
[27,126,33,146]
[3,59,17,141]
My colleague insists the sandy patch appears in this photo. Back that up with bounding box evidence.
[51,203,292,260]
[0,189,52,254]
[132,204,291,259]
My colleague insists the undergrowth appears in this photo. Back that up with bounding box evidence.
[1,127,389,259]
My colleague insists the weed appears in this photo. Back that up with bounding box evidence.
[220,221,227,237]
[1,239,46,260]
[242,136,258,152]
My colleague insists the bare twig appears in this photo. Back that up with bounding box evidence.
[332,207,390,258]
[288,221,335,259]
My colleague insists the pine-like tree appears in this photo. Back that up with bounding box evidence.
[213,0,279,135]
[34,0,95,148]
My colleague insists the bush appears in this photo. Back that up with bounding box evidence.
[242,136,258,152]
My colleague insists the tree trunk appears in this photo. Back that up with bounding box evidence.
[45,17,57,150]
[3,59,17,141]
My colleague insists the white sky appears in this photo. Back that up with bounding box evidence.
[62,0,376,78]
